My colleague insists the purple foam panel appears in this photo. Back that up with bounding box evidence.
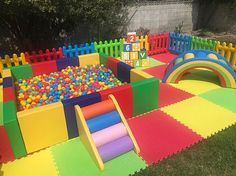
[97,135,134,162]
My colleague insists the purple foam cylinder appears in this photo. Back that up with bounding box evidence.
[97,135,134,162]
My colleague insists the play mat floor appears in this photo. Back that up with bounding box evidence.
[1,52,236,176]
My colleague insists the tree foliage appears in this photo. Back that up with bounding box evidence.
[0,0,132,54]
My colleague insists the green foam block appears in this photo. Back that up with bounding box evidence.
[131,77,160,116]
[51,138,146,176]
[10,64,33,80]
[99,52,109,65]
[3,101,27,158]
[0,101,3,125]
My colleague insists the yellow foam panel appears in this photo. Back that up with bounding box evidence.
[17,102,68,154]
[130,69,153,83]
[78,53,100,67]
[2,69,12,78]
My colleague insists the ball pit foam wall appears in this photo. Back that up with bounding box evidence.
[17,102,68,153]
[1,53,159,163]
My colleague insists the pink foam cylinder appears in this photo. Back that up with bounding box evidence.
[92,123,128,147]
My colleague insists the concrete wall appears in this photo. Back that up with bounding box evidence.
[127,0,198,33]
[196,1,236,33]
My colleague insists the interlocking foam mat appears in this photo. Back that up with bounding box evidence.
[1,53,236,176]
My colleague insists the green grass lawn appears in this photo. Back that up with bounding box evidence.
[133,125,236,176]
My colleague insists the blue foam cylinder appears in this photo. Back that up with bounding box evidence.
[86,111,121,133]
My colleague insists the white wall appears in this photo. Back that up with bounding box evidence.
[127,1,198,33]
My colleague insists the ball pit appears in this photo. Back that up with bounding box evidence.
[16,64,124,111]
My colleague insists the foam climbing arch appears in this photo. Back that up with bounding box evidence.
[162,49,236,88]
[74,95,140,171]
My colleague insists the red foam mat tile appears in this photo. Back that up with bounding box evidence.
[128,110,203,165]
[143,64,167,80]
[151,52,177,63]
[158,83,194,108]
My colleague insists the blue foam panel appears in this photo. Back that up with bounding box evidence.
[56,57,79,71]
[3,77,13,88]
[86,111,121,133]
[117,62,133,83]
[62,92,101,139]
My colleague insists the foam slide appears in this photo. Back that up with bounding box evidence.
[74,95,140,171]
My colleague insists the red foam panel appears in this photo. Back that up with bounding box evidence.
[99,84,133,119]
[152,52,177,63]
[128,110,203,164]
[158,83,194,108]
[0,126,15,163]
[3,87,15,102]
[143,64,168,80]
[106,57,120,76]
[32,60,58,76]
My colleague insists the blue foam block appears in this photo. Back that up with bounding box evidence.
[62,92,101,139]
[86,111,121,133]
[117,62,133,83]
[56,57,79,71]
[3,77,13,88]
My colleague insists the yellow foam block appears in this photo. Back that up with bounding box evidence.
[78,53,100,67]
[130,69,153,82]
[2,69,12,78]
[17,102,68,153]
[2,148,58,176]
[161,97,236,138]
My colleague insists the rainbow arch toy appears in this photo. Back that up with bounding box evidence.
[162,49,236,88]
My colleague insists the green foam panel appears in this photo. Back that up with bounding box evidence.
[10,64,33,80]
[131,77,160,116]
[99,52,109,66]
[0,101,3,125]
[51,138,146,176]
[3,101,27,158]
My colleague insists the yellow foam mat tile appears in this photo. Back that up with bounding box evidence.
[1,149,58,176]
[161,96,236,138]
[170,79,220,95]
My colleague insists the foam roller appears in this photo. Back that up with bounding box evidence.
[86,111,121,133]
[97,135,134,162]
[82,99,115,120]
[92,123,128,147]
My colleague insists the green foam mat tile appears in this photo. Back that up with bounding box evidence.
[200,88,236,113]
[135,58,164,70]
[51,138,146,176]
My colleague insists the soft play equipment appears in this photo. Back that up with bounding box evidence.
[75,94,140,170]
[163,49,236,88]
